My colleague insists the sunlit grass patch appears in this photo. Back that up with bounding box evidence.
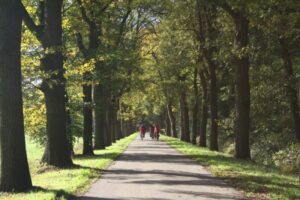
[161,135,300,200]
[0,134,137,200]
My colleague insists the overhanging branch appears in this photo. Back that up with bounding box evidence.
[20,3,43,41]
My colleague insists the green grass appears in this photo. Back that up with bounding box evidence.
[161,135,300,200]
[0,133,137,200]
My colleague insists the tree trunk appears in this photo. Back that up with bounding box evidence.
[105,106,112,147]
[82,82,93,155]
[115,111,122,140]
[279,38,300,142]
[167,101,177,138]
[192,68,199,144]
[65,94,74,155]
[0,0,32,191]
[233,13,251,159]
[41,0,72,166]
[195,0,219,149]
[75,0,100,155]
[208,60,219,151]
[180,90,190,142]
[123,121,128,136]
[164,108,171,136]
[93,84,106,149]
[199,71,208,147]
[197,91,202,137]
[109,105,116,143]
[119,105,125,138]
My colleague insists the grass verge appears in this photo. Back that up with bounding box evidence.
[161,135,300,200]
[0,133,137,200]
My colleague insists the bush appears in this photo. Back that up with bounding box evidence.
[272,143,300,173]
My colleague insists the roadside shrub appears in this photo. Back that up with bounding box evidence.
[272,143,300,173]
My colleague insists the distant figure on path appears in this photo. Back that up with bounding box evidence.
[139,124,146,140]
[149,124,155,139]
[154,124,160,141]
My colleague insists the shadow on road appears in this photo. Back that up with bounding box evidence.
[79,197,171,200]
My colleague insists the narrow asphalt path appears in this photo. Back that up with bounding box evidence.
[80,134,246,200]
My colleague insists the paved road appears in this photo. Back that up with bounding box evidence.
[80,134,246,200]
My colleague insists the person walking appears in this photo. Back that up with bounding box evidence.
[154,124,160,141]
[149,124,155,139]
[139,124,146,140]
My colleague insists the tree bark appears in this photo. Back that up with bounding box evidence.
[279,38,300,142]
[82,82,93,155]
[199,71,208,147]
[109,105,116,143]
[208,59,219,151]
[192,68,199,144]
[41,0,72,166]
[105,105,112,146]
[0,0,32,191]
[93,84,106,149]
[167,100,177,138]
[164,108,171,136]
[119,104,125,138]
[233,13,251,159]
[115,111,122,140]
[123,121,128,136]
[180,90,190,142]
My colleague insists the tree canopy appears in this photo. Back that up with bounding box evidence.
[0,0,300,192]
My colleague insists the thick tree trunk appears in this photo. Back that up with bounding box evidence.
[208,60,219,151]
[82,83,93,155]
[233,13,251,159]
[42,84,72,165]
[109,105,116,144]
[0,1,32,191]
[279,38,300,142]
[199,71,208,147]
[192,68,199,144]
[180,90,190,142]
[105,106,112,147]
[41,0,72,166]
[167,101,177,138]
[93,84,106,149]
